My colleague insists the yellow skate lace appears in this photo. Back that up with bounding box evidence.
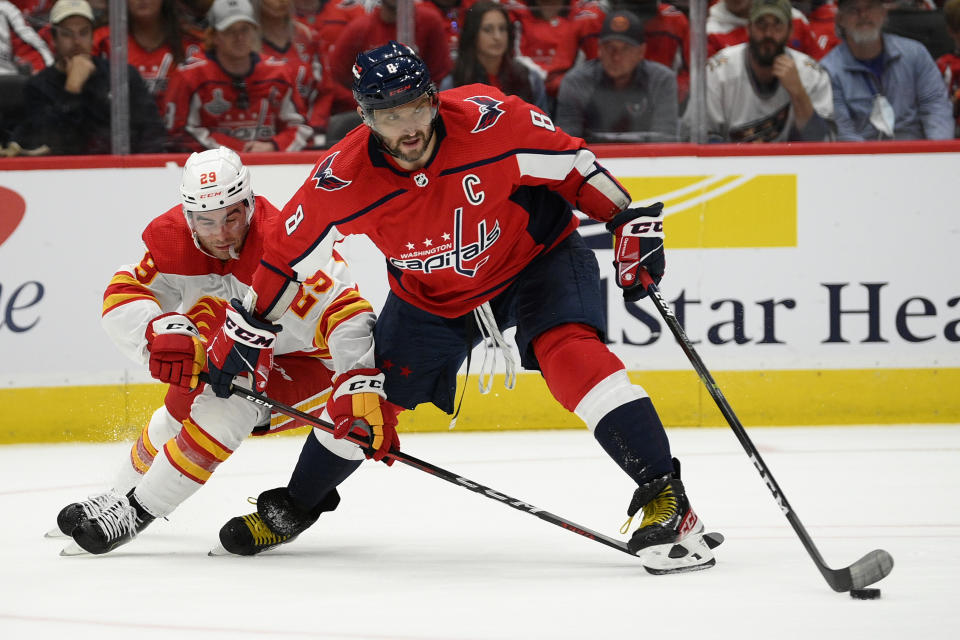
[241,513,289,547]
[620,484,678,534]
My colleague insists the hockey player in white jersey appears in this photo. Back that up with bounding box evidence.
[52,147,394,555]
[690,0,834,142]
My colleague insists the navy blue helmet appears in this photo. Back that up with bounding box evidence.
[352,41,436,115]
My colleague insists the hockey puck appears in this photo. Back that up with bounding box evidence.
[850,588,881,600]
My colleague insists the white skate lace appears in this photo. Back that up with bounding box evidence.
[92,497,139,541]
[472,302,517,395]
[80,491,123,518]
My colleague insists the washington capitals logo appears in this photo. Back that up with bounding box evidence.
[311,151,352,191]
[465,96,505,133]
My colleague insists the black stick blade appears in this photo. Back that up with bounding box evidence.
[847,549,894,590]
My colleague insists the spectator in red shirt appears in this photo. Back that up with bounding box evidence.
[805,0,841,56]
[292,0,365,133]
[258,0,324,139]
[328,0,453,90]
[164,0,312,152]
[91,0,202,116]
[514,0,605,99]
[2,0,53,74]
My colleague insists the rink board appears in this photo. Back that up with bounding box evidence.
[1,142,958,443]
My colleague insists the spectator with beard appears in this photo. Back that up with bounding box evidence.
[821,0,952,139]
[688,0,833,142]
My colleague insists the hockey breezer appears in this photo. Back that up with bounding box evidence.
[637,269,894,592]
[205,373,723,572]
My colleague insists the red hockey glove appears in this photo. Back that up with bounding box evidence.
[206,298,281,399]
[145,313,205,389]
[606,202,665,301]
[327,369,399,465]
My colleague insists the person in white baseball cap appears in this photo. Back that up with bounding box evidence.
[208,0,258,32]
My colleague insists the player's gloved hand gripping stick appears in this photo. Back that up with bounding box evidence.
[606,202,665,301]
[636,268,894,592]
[200,372,722,570]
[206,298,282,398]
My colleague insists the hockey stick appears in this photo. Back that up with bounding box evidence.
[206,374,721,565]
[638,270,894,592]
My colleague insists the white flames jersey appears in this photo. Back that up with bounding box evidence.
[699,43,833,142]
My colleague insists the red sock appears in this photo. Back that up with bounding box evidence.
[532,323,626,411]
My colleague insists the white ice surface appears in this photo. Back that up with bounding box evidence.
[1,425,957,640]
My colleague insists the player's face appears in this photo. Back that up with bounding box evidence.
[477,10,509,63]
[53,16,93,60]
[598,39,646,83]
[748,16,790,66]
[367,94,438,166]
[837,0,886,46]
[214,21,258,60]
[128,0,162,22]
[190,205,249,260]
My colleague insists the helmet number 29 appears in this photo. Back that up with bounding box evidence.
[199,171,217,185]
[285,204,305,235]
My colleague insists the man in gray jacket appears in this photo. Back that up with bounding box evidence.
[821,0,952,140]
[556,10,678,142]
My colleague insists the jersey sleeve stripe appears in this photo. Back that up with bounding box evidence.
[438,147,580,177]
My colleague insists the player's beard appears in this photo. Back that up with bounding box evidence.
[384,130,432,164]
[749,36,787,67]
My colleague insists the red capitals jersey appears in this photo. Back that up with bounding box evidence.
[706,3,823,60]
[513,1,604,96]
[807,3,840,57]
[643,3,690,101]
[164,53,312,152]
[252,84,632,320]
[260,23,324,130]
[92,27,204,115]
[295,0,367,125]
[936,51,960,135]
[329,3,453,89]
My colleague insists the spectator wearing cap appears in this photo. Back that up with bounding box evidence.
[689,0,834,142]
[706,0,824,60]
[163,0,312,152]
[556,9,678,142]
[821,0,952,140]
[10,0,166,154]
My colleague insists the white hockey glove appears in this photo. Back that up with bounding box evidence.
[606,202,665,301]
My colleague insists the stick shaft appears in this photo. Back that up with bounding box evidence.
[638,271,855,590]
[222,381,638,557]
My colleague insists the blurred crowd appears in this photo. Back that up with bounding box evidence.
[1,0,958,155]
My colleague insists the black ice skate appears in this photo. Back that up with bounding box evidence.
[212,487,340,556]
[623,459,722,574]
[48,490,123,538]
[62,491,155,556]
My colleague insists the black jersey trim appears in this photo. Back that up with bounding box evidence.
[288,189,408,268]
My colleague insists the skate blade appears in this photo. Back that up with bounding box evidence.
[208,543,232,557]
[640,529,723,575]
[45,527,68,539]
[60,542,90,557]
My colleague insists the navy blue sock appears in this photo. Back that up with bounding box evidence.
[593,397,673,486]
[287,430,362,511]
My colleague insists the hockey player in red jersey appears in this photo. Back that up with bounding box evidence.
[52,147,389,556]
[163,0,312,152]
[204,41,720,572]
